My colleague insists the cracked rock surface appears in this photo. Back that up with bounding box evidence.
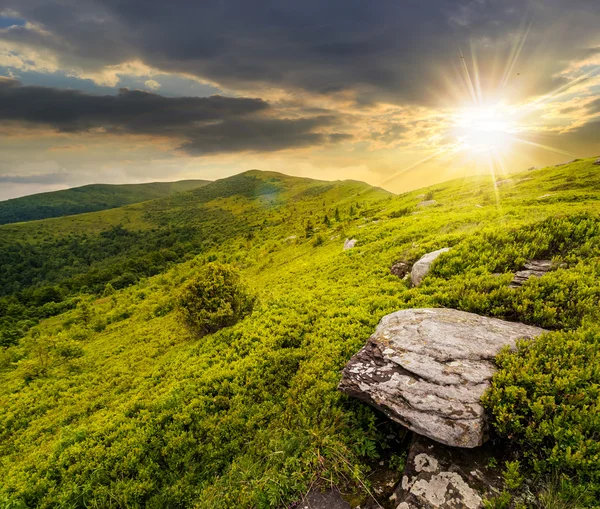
[392,434,502,509]
[509,260,553,288]
[338,308,545,447]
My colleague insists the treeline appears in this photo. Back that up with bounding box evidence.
[0,218,248,347]
[0,181,209,225]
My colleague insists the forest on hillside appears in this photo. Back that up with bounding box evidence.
[0,180,211,225]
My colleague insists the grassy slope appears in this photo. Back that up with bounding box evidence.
[0,180,211,225]
[0,159,599,508]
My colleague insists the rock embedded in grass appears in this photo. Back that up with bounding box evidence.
[410,248,450,286]
[509,259,553,288]
[343,238,357,250]
[392,434,502,509]
[338,308,546,448]
[390,261,410,279]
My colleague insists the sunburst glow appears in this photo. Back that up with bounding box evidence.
[453,104,517,154]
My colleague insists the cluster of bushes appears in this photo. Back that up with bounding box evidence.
[483,326,600,506]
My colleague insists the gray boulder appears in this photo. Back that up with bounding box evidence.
[594,158,600,166]
[509,260,553,288]
[411,248,450,286]
[344,238,357,250]
[418,200,438,208]
[338,308,545,448]
[392,434,501,509]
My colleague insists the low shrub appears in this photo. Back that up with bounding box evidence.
[178,262,255,337]
[483,327,600,505]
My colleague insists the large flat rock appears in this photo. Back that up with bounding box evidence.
[338,308,545,447]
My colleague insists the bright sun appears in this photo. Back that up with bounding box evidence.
[453,104,517,154]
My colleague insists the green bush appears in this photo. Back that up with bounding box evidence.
[178,262,255,337]
[483,327,600,505]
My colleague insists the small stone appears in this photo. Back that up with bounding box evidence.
[391,262,410,279]
[509,260,553,288]
[299,488,351,509]
[344,238,357,250]
[411,248,450,286]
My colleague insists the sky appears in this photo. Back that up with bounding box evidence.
[0,0,599,200]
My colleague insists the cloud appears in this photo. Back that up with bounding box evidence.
[587,98,600,114]
[0,78,349,153]
[179,116,351,154]
[0,171,70,184]
[2,0,600,107]
[144,79,160,90]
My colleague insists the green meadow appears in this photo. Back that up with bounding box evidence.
[1,159,599,508]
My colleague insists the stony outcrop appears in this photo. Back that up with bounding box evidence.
[391,262,410,279]
[594,158,600,166]
[418,200,437,208]
[338,308,545,448]
[392,435,501,509]
[411,248,449,286]
[344,238,357,250]
[509,260,552,288]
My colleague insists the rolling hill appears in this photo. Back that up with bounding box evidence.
[0,160,599,508]
[0,179,211,225]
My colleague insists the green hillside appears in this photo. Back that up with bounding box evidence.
[0,180,211,225]
[1,160,600,507]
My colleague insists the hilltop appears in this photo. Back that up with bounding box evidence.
[0,171,390,342]
[0,179,211,225]
[0,159,599,508]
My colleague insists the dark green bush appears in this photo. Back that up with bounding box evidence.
[178,262,255,337]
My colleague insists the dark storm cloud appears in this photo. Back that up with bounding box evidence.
[180,116,351,154]
[0,77,268,130]
[587,98,600,114]
[0,78,347,153]
[2,0,600,106]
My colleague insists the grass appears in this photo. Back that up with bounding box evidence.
[0,158,599,507]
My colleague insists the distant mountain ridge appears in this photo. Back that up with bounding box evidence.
[0,180,211,225]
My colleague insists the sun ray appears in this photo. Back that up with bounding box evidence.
[469,40,484,105]
[380,143,460,187]
[510,136,578,157]
[459,45,480,106]
[521,66,600,113]
[500,15,533,90]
